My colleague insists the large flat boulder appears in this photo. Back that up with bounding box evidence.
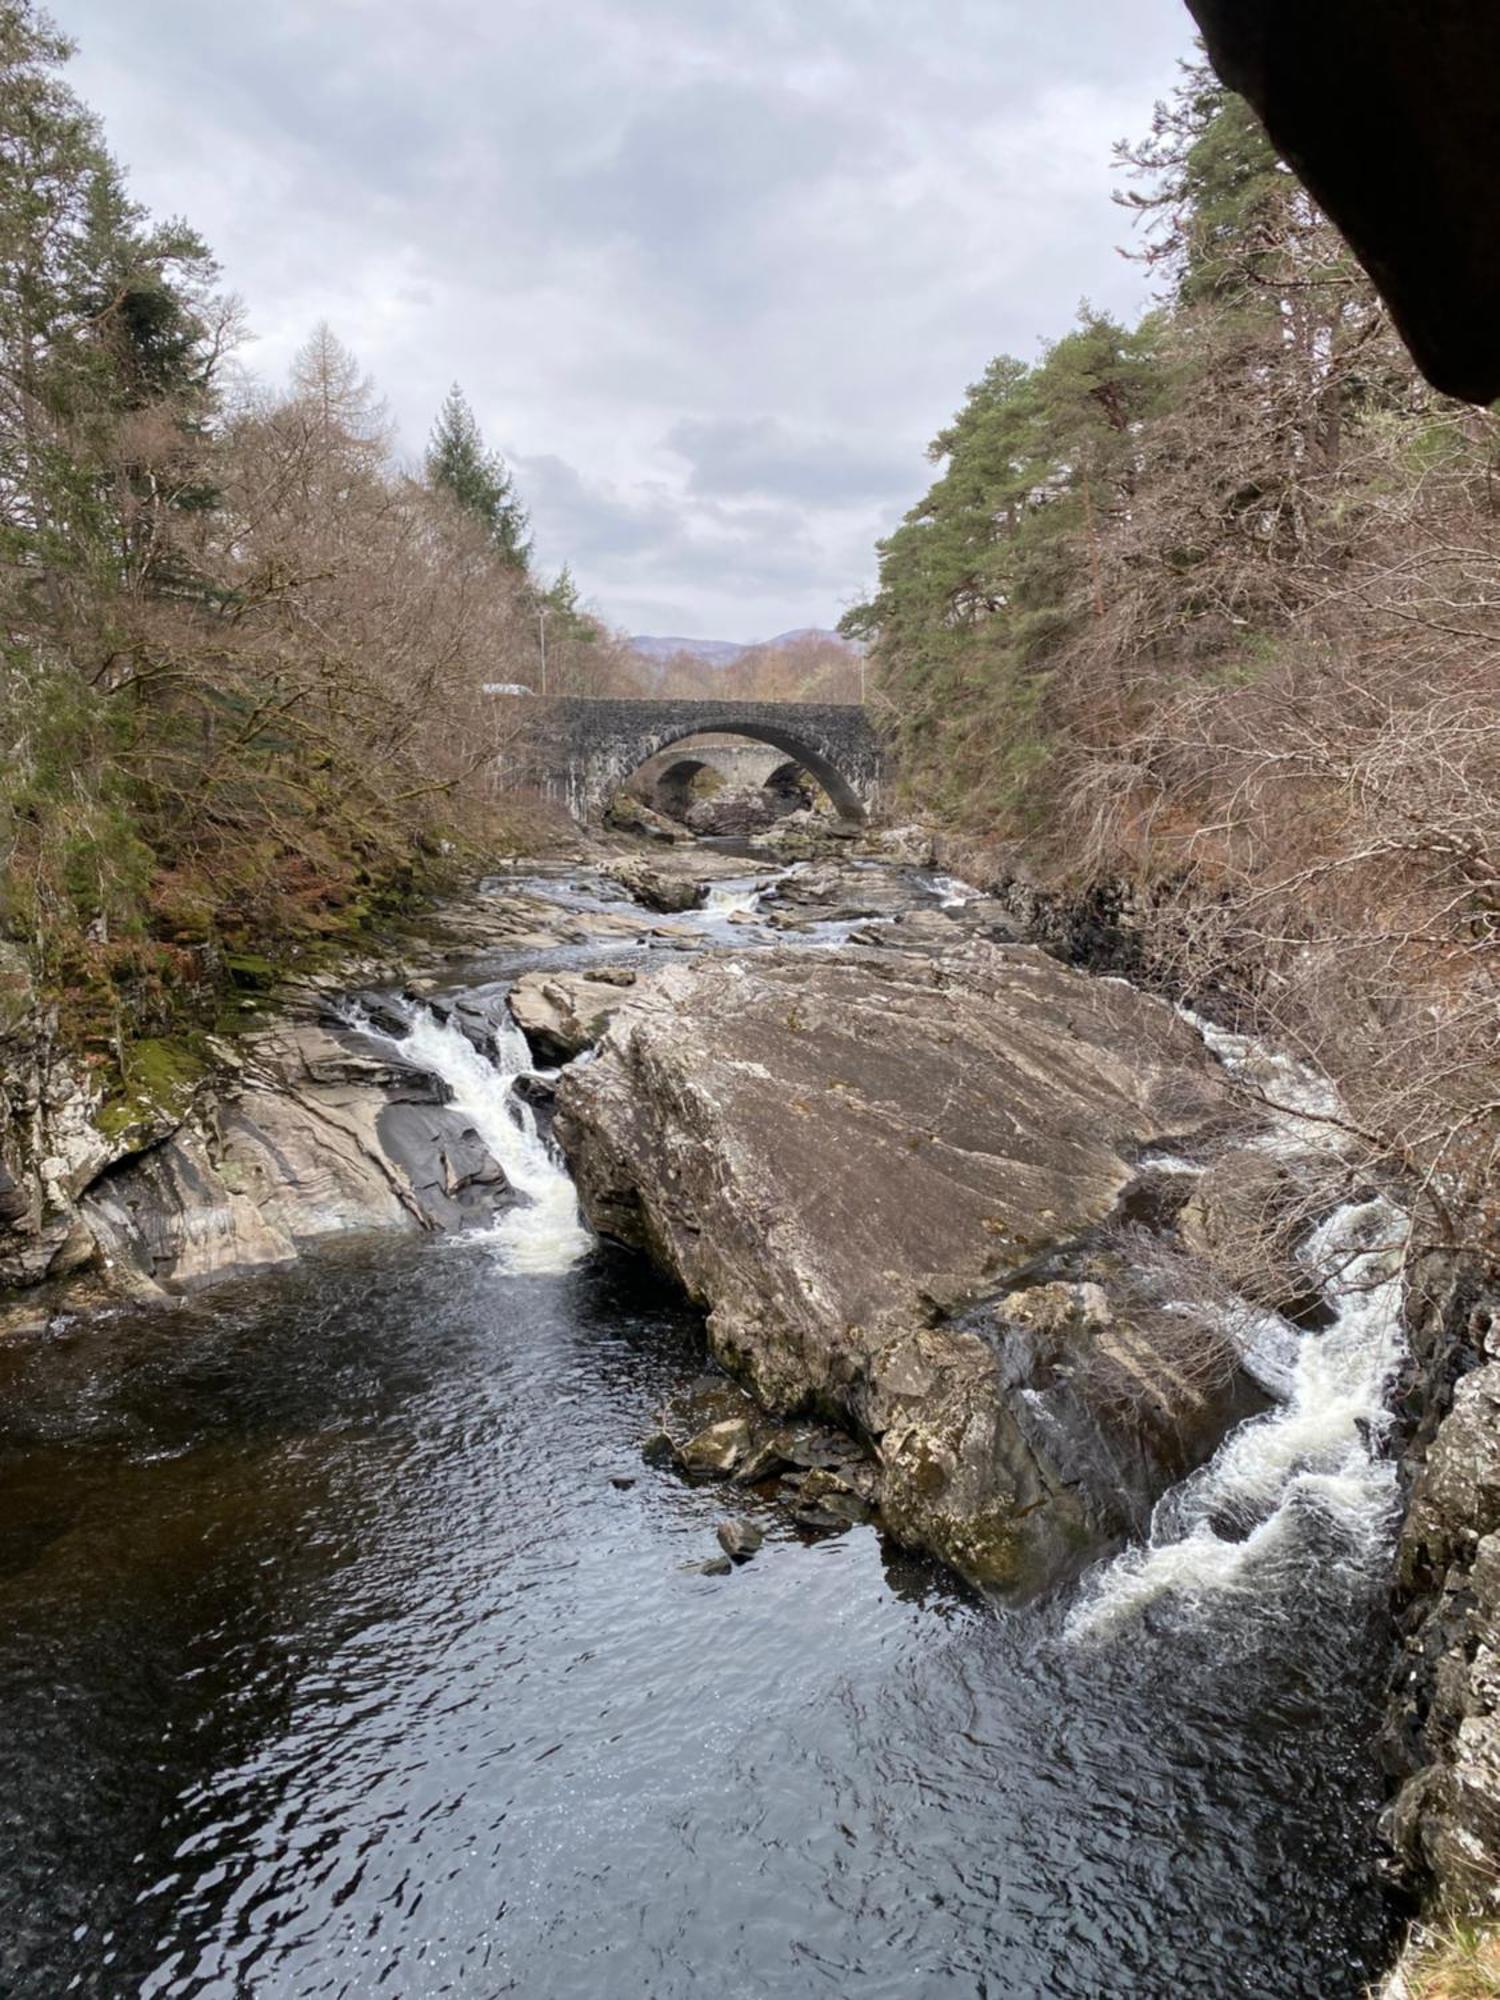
[555,941,1262,1592]
[508,969,637,1065]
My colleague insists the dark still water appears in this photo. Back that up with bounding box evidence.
[0,1229,1400,1998]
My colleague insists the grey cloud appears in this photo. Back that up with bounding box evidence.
[666,416,911,506]
[513,447,855,633]
[58,0,1195,634]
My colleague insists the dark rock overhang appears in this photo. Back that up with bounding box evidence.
[1186,0,1500,404]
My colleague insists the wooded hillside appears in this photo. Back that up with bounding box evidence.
[0,3,639,1064]
[847,61,1500,1260]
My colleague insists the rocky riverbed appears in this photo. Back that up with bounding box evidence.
[0,825,1494,1985]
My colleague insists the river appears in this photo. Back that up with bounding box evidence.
[0,863,1401,1996]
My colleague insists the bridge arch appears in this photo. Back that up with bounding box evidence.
[537,697,885,826]
[763,758,811,802]
[648,753,710,818]
[634,721,864,820]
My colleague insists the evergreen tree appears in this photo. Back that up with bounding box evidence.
[843,308,1160,816]
[541,562,594,639]
[425,383,529,570]
[0,0,224,603]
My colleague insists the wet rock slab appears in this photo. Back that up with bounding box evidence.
[82,1016,518,1294]
[557,939,1261,1594]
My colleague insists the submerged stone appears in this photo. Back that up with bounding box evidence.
[677,1418,753,1478]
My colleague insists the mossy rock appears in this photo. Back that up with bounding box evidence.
[0,941,35,1038]
[96,1036,210,1143]
[223,952,279,992]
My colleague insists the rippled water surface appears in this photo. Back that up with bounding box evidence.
[0,1237,1398,1998]
[0,872,1401,1997]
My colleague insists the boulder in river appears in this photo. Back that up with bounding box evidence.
[677,1417,753,1478]
[606,859,707,915]
[508,970,636,1065]
[684,789,785,838]
[603,793,691,843]
[716,1516,765,1559]
[748,808,857,859]
[556,940,1266,1594]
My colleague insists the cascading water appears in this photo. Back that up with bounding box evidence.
[701,878,766,920]
[1068,1194,1407,1634]
[931,873,982,908]
[359,1001,592,1277]
[1069,1013,1409,1637]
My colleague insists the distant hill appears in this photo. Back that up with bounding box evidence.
[628,635,747,668]
[628,627,853,668]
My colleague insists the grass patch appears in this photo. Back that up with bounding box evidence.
[1389,1921,1500,2000]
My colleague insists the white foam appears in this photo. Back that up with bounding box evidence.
[1068,1194,1407,1638]
[702,879,765,920]
[931,874,982,909]
[357,1002,591,1277]
[1178,1006,1345,1151]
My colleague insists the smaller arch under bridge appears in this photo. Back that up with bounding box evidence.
[539,698,885,825]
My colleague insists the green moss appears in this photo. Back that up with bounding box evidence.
[943,1502,1024,1585]
[223,951,279,992]
[96,1035,209,1140]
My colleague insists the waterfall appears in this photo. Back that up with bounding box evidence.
[702,879,765,920]
[930,874,982,908]
[1066,1010,1411,1638]
[358,1001,592,1277]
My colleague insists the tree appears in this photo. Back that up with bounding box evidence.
[842,308,1161,817]
[0,0,226,601]
[290,323,386,445]
[425,382,529,570]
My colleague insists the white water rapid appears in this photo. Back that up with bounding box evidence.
[1068,1194,1407,1635]
[931,874,982,909]
[363,1002,592,1277]
[702,878,766,920]
[1068,1014,1410,1639]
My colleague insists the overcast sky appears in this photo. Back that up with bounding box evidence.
[58,0,1194,640]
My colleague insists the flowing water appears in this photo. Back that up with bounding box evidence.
[354,1002,591,1279]
[0,870,1404,1997]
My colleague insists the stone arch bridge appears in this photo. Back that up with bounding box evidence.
[531,698,886,824]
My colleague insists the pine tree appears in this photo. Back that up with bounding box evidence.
[0,0,224,595]
[842,308,1160,815]
[425,383,529,571]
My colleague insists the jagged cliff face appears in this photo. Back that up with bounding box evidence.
[0,941,151,1296]
[1384,1265,1500,1915]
